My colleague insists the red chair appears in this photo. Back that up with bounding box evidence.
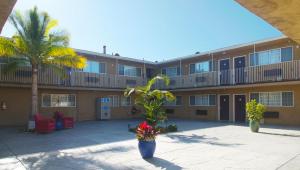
[54,111,74,129]
[34,114,55,133]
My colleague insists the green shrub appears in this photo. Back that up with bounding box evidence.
[246,100,266,122]
[167,124,178,132]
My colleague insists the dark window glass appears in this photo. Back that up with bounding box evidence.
[190,96,195,105]
[282,92,293,106]
[136,68,142,77]
[209,61,213,71]
[177,66,181,75]
[190,64,195,74]
[281,47,292,62]
[250,53,258,66]
[99,63,106,73]
[161,68,166,75]
[209,95,216,106]
[118,64,124,75]
[176,96,182,105]
[42,94,51,107]
[250,93,259,102]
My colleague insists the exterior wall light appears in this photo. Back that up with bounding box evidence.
[1,101,7,110]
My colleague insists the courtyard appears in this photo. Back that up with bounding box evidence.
[0,120,299,170]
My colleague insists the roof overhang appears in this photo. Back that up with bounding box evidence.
[0,0,17,33]
[235,0,300,44]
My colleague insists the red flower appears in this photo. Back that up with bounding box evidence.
[136,121,159,141]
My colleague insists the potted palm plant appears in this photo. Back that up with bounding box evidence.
[246,100,266,132]
[124,75,175,158]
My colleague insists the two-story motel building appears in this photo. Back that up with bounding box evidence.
[0,36,300,126]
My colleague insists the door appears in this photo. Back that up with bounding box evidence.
[220,95,230,121]
[234,56,245,84]
[99,97,111,120]
[234,95,246,122]
[219,59,230,85]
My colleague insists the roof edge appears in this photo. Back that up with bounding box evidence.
[158,35,287,64]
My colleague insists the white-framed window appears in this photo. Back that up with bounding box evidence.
[42,94,76,107]
[121,96,131,106]
[110,95,119,107]
[118,64,141,77]
[250,91,293,107]
[190,60,212,74]
[83,60,106,74]
[189,94,216,106]
[164,96,182,106]
[249,46,293,66]
[161,67,180,77]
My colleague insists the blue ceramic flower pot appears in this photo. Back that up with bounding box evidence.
[138,140,156,159]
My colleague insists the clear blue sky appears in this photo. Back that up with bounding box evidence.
[1,0,282,61]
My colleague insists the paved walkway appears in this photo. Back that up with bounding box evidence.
[0,120,300,170]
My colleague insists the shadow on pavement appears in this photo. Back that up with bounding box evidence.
[145,157,182,170]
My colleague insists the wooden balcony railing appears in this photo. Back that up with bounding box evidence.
[1,60,300,89]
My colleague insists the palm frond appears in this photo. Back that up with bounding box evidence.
[0,37,18,57]
[1,57,29,74]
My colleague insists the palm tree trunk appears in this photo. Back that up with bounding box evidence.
[28,65,38,130]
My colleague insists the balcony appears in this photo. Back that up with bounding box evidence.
[155,60,300,89]
[1,60,300,90]
[0,65,146,89]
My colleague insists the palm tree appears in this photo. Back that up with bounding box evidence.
[124,75,175,126]
[0,7,86,129]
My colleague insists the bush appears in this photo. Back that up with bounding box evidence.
[246,100,266,122]
[130,124,178,134]
[167,124,178,132]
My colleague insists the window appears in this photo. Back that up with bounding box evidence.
[110,95,119,107]
[281,47,293,62]
[42,94,76,107]
[250,47,292,66]
[164,96,182,106]
[282,92,294,106]
[190,94,216,106]
[190,60,212,74]
[121,96,131,106]
[161,67,180,77]
[118,64,141,77]
[83,60,106,74]
[250,91,293,107]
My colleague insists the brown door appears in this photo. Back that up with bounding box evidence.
[220,95,229,120]
[235,95,246,122]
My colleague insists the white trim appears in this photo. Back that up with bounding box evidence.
[41,93,76,108]
[248,46,293,67]
[120,96,132,107]
[161,66,179,77]
[81,60,107,74]
[249,91,294,107]
[164,96,183,106]
[109,95,119,108]
[117,64,143,77]
[159,36,287,64]
[189,94,217,106]
[75,48,155,64]
[189,60,213,75]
